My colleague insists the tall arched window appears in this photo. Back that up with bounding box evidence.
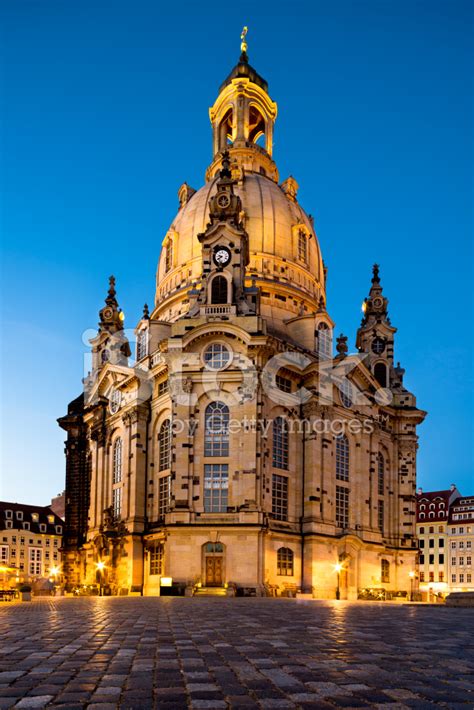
[158,419,171,471]
[211,275,228,305]
[204,402,229,456]
[335,434,349,481]
[377,452,385,495]
[374,362,387,388]
[381,558,390,583]
[277,547,294,576]
[317,323,332,360]
[165,239,173,272]
[272,417,289,470]
[298,230,307,262]
[112,438,123,484]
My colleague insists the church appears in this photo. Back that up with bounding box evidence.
[59,35,426,599]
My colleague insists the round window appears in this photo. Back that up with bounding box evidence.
[372,337,386,355]
[203,343,231,370]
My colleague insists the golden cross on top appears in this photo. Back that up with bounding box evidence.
[240,26,248,54]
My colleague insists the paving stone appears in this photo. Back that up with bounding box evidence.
[15,698,54,709]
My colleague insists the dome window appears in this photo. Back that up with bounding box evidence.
[297,230,308,263]
[165,240,173,273]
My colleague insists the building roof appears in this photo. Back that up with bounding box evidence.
[416,489,453,523]
[0,501,63,535]
[448,495,474,525]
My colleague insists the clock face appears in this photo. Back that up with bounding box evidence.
[213,247,231,266]
[103,307,113,320]
[373,297,383,309]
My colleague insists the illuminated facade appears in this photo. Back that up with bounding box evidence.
[60,43,426,599]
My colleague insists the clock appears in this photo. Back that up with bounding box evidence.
[102,307,113,320]
[373,297,384,309]
[213,246,231,267]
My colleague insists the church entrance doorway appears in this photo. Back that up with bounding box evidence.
[203,542,224,587]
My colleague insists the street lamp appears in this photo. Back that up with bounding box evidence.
[96,561,106,596]
[408,571,415,601]
[334,562,343,600]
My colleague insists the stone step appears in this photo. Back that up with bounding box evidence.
[194,587,227,596]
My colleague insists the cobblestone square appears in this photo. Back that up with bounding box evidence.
[0,598,473,709]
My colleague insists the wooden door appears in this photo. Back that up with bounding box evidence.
[205,556,223,586]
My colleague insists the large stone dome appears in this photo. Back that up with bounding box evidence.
[154,172,325,329]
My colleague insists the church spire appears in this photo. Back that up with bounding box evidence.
[98,275,126,334]
[207,28,278,182]
[360,264,389,326]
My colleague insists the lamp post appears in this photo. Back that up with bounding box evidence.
[96,561,105,596]
[334,562,342,600]
[409,571,415,601]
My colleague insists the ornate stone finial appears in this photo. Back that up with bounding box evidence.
[336,334,349,357]
[240,26,248,61]
[143,303,150,320]
[372,263,380,284]
[108,275,116,296]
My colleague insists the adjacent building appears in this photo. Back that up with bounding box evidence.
[59,41,426,599]
[416,486,473,599]
[0,502,63,588]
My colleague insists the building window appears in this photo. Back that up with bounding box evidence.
[452,557,457,566]
[452,574,456,583]
[335,434,349,481]
[419,539,425,548]
[55,525,62,535]
[420,571,425,582]
[378,500,384,533]
[419,554,425,564]
[28,548,42,576]
[158,379,169,397]
[429,554,434,564]
[381,559,390,583]
[277,547,294,576]
[276,375,292,393]
[16,511,23,520]
[451,541,456,549]
[204,402,229,457]
[439,572,444,582]
[112,487,122,521]
[272,474,288,521]
[459,573,465,583]
[439,525,444,532]
[39,524,46,533]
[339,379,353,408]
[459,556,464,566]
[297,230,307,262]
[459,541,464,548]
[419,526,425,534]
[429,571,434,583]
[272,417,289,470]
[31,513,39,523]
[5,521,12,529]
[0,546,8,563]
[149,544,164,576]
[158,475,171,518]
[203,343,231,370]
[336,486,349,528]
[429,539,434,548]
[374,362,387,388]
[439,554,444,564]
[165,239,173,272]
[5,510,12,519]
[159,419,172,471]
[467,573,472,583]
[429,526,434,533]
[204,464,228,513]
[211,275,229,304]
[439,538,444,548]
[137,329,148,360]
[113,438,123,484]
[317,322,332,359]
[23,522,30,531]
[467,541,472,548]
[467,556,472,565]
[377,452,384,495]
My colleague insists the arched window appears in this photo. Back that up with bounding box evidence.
[137,329,148,360]
[248,105,265,145]
[272,417,289,470]
[165,239,173,272]
[298,230,307,262]
[335,434,349,481]
[277,547,294,576]
[159,420,171,471]
[218,107,233,149]
[381,559,390,583]
[374,362,387,388]
[377,452,385,495]
[205,402,229,457]
[211,275,228,304]
[112,438,123,484]
[317,323,332,360]
[339,379,353,408]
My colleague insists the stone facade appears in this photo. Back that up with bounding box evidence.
[60,47,426,599]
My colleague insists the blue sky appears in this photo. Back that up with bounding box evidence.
[1,0,472,504]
